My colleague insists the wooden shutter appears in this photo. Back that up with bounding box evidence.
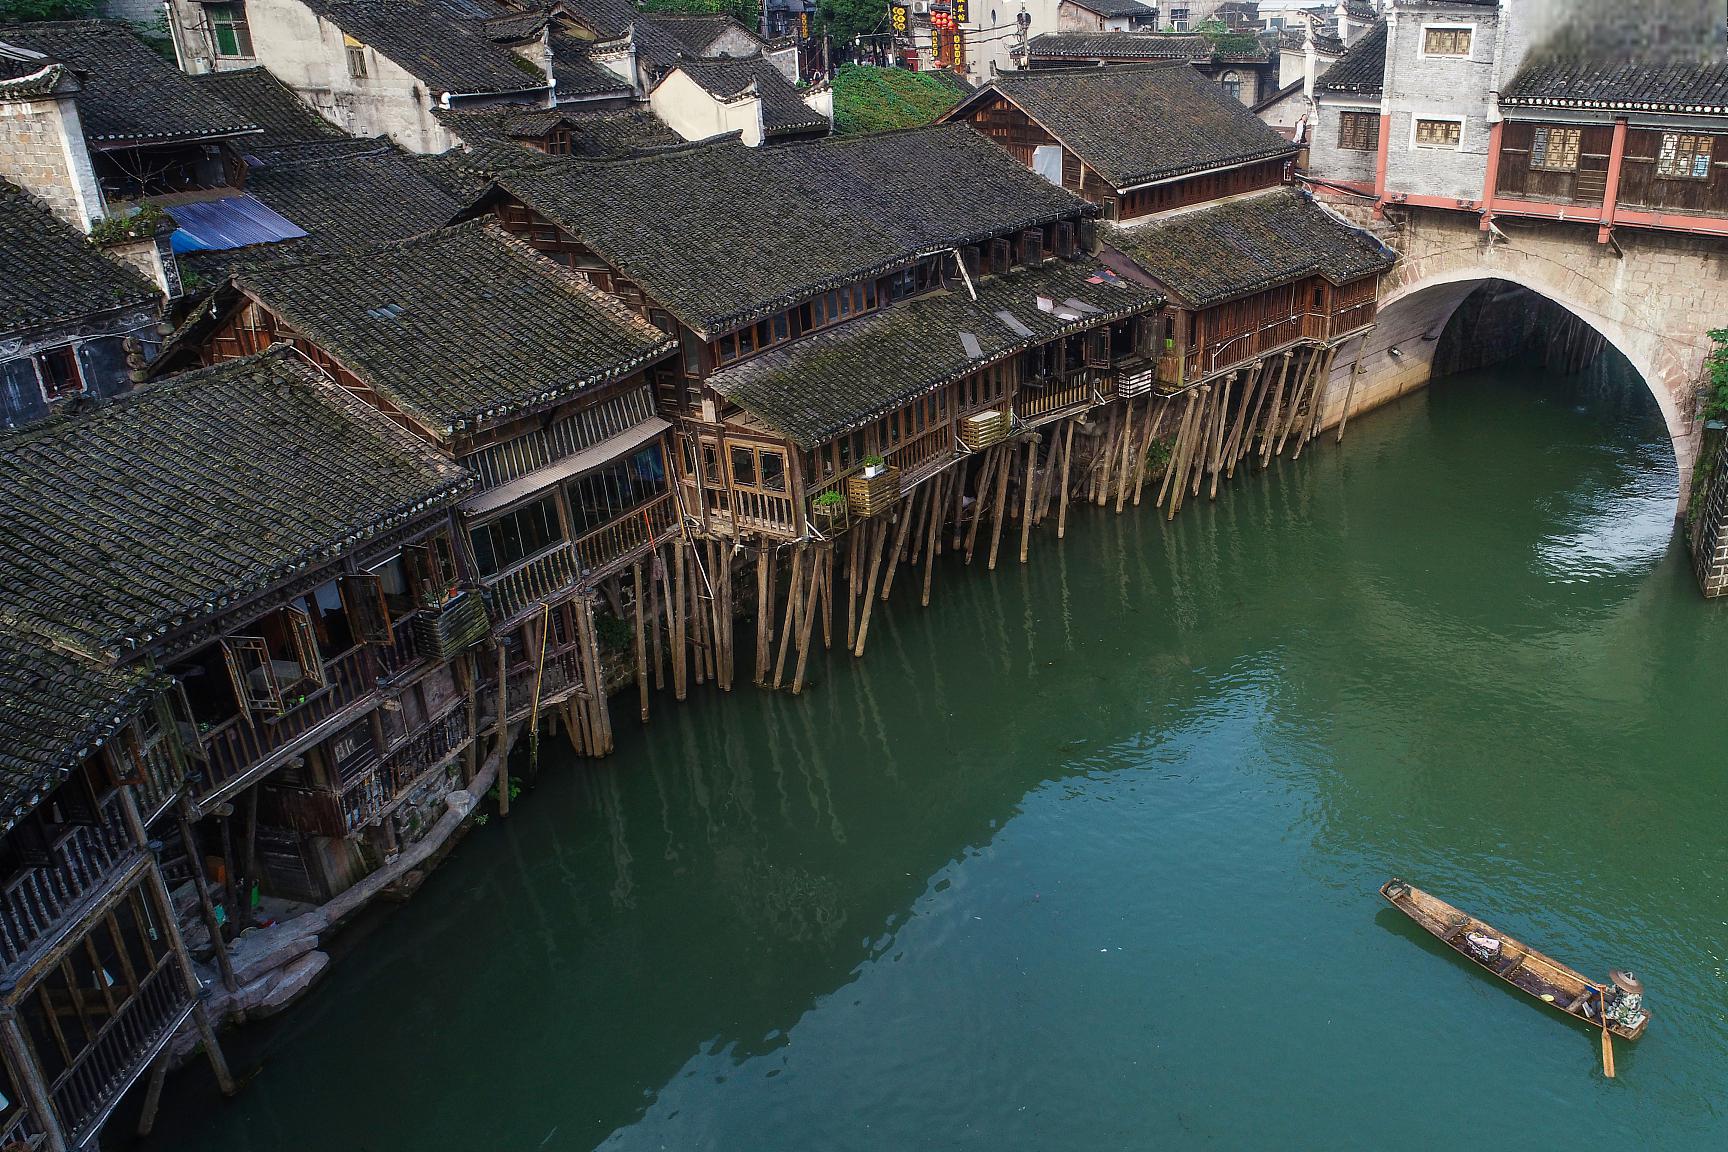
[222,636,281,714]
[991,237,1012,273]
[1053,221,1074,258]
[340,573,393,644]
[286,604,326,688]
[1084,330,1110,368]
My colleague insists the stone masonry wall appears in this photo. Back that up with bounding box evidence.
[0,98,86,229]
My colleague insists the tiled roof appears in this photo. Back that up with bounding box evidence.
[561,0,638,39]
[299,0,550,96]
[190,67,346,159]
[710,256,1162,448]
[633,13,755,69]
[1315,19,1385,96]
[955,65,1297,191]
[0,181,158,336]
[1502,61,1728,114]
[550,30,634,96]
[673,55,827,138]
[0,619,158,833]
[1066,0,1157,16]
[1029,32,1214,62]
[486,124,1091,336]
[187,139,463,272]
[0,349,470,653]
[441,104,680,159]
[207,221,676,438]
[0,21,259,145]
[1106,188,1394,308]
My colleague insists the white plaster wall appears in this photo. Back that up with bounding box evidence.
[650,68,761,147]
[1381,3,1498,202]
[964,0,1061,82]
[0,94,106,230]
[245,0,460,154]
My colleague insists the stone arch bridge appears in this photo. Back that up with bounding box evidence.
[1317,206,1725,517]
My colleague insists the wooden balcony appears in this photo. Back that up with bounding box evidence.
[0,793,133,972]
[480,644,586,727]
[197,645,377,800]
[0,1104,46,1149]
[380,705,470,801]
[730,486,799,538]
[887,423,958,489]
[572,491,680,580]
[130,726,186,829]
[484,544,583,628]
[51,953,193,1147]
[1019,367,1112,424]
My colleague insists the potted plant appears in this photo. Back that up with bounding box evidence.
[813,490,846,520]
[846,456,900,518]
[861,454,887,479]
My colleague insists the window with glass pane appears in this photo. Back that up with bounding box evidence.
[565,446,667,537]
[1530,125,1582,171]
[209,3,254,57]
[470,496,562,577]
[1657,133,1714,179]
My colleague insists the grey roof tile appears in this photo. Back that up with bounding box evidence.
[0,349,470,653]
[955,65,1297,190]
[709,256,1161,447]
[0,181,158,336]
[0,20,259,144]
[1106,188,1394,307]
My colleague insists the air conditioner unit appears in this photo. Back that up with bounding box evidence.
[912,1,931,14]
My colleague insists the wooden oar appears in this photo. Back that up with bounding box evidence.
[1599,985,1615,1078]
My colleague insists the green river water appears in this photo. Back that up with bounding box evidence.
[137,360,1728,1151]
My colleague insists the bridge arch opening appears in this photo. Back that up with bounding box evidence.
[1360,273,1693,513]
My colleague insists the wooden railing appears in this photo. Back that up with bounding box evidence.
[375,611,425,680]
[480,645,585,728]
[1020,367,1109,422]
[0,1104,45,1149]
[52,955,191,1146]
[381,706,470,798]
[730,487,799,537]
[885,422,955,481]
[484,544,583,626]
[0,793,132,970]
[197,646,376,797]
[805,471,853,537]
[130,727,185,828]
[1330,300,1377,337]
[572,491,678,579]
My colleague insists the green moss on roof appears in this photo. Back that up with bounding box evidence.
[710,256,1162,447]
[0,349,470,653]
[832,64,968,136]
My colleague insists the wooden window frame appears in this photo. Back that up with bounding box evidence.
[339,573,393,645]
[1412,117,1464,151]
[221,636,282,715]
[1529,125,1582,172]
[1656,132,1714,181]
[1338,110,1380,153]
[1419,24,1473,58]
[208,2,254,58]
[35,344,82,402]
[345,42,368,79]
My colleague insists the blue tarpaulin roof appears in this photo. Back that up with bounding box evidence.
[169,195,307,253]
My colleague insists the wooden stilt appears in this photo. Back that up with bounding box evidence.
[907,480,932,568]
[661,545,685,701]
[1209,373,1234,499]
[648,551,664,692]
[135,1054,169,1137]
[772,544,804,689]
[1335,334,1371,443]
[791,543,824,694]
[1157,390,1195,511]
[1222,362,1261,476]
[1293,347,1340,461]
[1034,423,1060,525]
[963,446,997,564]
[494,642,510,813]
[846,532,860,650]
[986,436,1013,570]
[880,499,916,600]
[1019,438,1037,561]
[853,518,889,658]
[632,562,650,722]
[1261,352,1292,468]
[755,545,772,685]
[819,542,834,650]
[1132,397,1167,507]
[176,804,237,994]
[950,455,967,551]
[1092,404,1120,505]
[1057,421,1076,539]
[922,472,946,607]
[1166,389,1202,519]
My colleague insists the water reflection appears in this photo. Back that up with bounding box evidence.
[135,362,1728,1152]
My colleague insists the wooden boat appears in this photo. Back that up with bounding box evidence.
[1380,878,1648,1041]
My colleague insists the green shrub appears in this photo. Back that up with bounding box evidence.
[832,64,967,136]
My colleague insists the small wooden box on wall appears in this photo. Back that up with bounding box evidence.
[960,409,1011,451]
[846,465,901,518]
